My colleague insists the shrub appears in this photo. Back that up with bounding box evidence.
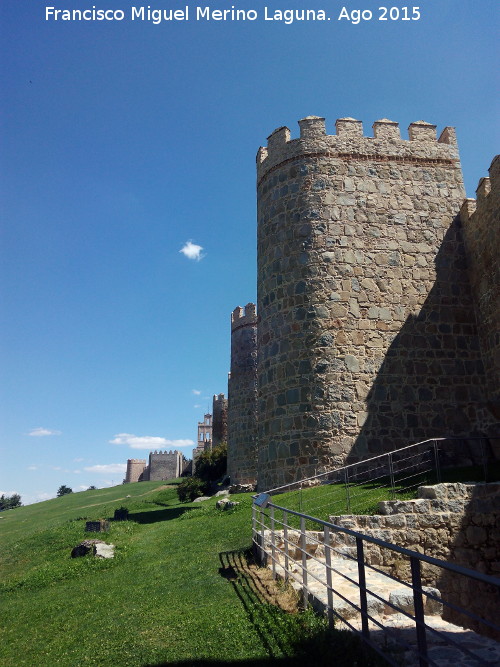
[177,478,208,503]
[195,441,227,483]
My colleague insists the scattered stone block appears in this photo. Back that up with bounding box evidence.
[85,519,110,533]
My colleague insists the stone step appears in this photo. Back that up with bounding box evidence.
[267,551,500,665]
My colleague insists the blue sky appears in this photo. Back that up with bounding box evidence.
[1,0,498,504]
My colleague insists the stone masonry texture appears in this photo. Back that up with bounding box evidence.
[255,116,498,490]
[212,393,228,447]
[330,483,500,640]
[461,156,500,428]
[228,304,258,485]
[124,459,147,483]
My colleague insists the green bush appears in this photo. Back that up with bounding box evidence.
[195,441,227,482]
[177,477,208,502]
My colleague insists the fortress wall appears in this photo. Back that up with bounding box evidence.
[461,156,500,429]
[148,450,182,481]
[256,116,493,490]
[212,393,228,447]
[227,304,258,485]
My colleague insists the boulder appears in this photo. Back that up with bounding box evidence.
[71,539,105,558]
[229,483,255,494]
[95,543,115,559]
[216,498,240,510]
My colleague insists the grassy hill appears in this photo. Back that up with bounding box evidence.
[0,482,379,667]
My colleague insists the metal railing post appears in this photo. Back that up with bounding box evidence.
[260,506,266,565]
[410,555,428,667]
[356,537,370,640]
[283,509,289,581]
[252,504,257,558]
[270,505,276,579]
[388,452,396,499]
[433,440,441,484]
[324,525,334,630]
[344,468,351,513]
[300,515,308,608]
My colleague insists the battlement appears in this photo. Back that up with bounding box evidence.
[460,155,500,222]
[127,458,146,464]
[231,302,257,331]
[257,116,460,183]
[213,392,226,403]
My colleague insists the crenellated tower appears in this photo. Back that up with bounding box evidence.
[227,303,258,485]
[256,115,494,490]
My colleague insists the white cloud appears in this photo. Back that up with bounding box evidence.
[192,389,201,395]
[180,241,204,261]
[74,457,84,463]
[27,465,38,471]
[109,433,194,449]
[84,463,127,475]
[193,404,201,409]
[28,427,62,437]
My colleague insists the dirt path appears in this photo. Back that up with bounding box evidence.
[78,485,174,510]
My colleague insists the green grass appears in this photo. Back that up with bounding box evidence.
[0,482,381,667]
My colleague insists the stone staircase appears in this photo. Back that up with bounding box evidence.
[261,482,500,664]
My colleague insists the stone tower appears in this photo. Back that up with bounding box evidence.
[227,303,258,485]
[124,458,146,483]
[212,393,228,446]
[256,116,492,490]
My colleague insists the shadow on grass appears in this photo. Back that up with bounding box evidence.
[127,506,199,524]
[144,550,383,666]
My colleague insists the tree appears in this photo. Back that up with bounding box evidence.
[195,441,227,483]
[57,485,73,497]
[0,493,22,511]
[177,477,208,502]
[88,485,97,490]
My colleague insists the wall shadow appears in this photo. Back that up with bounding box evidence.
[127,506,197,524]
[437,483,500,641]
[348,217,497,465]
[143,549,382,667]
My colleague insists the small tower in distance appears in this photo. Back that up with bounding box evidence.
[227,303,258,486]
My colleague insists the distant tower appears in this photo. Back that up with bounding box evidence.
[124,459,146,483]
[256,115,489,490]
[193,413,212,461]
[227,303,258,485]
[212,393,228,447]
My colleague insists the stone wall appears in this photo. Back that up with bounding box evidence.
[227,304,258,485]
[256,116,496,491]
[145,450,183,481]
[330,482,500,639]
[212,393,228,447]
[461,156,500,430]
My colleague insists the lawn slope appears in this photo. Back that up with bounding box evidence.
[0,483,379,667]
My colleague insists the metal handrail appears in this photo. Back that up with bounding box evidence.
[261,436,491,496]
[252,497,500,666]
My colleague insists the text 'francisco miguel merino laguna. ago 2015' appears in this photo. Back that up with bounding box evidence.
[45,6,423,25]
